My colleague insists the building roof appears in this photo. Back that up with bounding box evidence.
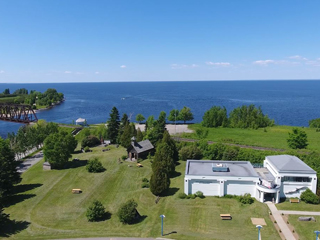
[255,168,275,181]
[131,139,154,154]
[76,118,86,123]
[266,155,316,174]
[185,160,259,177]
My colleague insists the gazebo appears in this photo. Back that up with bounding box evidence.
[76,118,87,126]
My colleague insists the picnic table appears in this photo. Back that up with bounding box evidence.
[220,214,232,220]
[290,198,300,203]
[72,189,82,194]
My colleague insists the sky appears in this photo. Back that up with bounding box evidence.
[0,0,320,83]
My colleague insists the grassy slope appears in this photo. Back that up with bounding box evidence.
[288,215,320,240]
[4,146,280,240]
[276,202,320,211]
[187,124,320,151]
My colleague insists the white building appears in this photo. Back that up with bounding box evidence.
[184,155,317,204]
[76,118,87,126]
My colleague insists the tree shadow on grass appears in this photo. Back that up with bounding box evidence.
[2,194,36,207]
[0,220,30,237]
[130,215,147,225]
[12,183,42,195]
[162,187,180,197]
[64,160,88,169]
[164,230,178,236]
[170,171,181,178]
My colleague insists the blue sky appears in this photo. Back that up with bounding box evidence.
[0,0,319,83]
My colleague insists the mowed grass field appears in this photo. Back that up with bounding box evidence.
[288,215,320,240]
[187,124,320,151]
[3,145,280,240]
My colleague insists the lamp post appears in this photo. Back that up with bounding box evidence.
[160,214,165,236]
[256,225,262,240]
[315,230,320,240]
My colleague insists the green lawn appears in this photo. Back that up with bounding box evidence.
[276,201,320,211]
[186,124,320,152]
[288,215,320,240]
[3,145,280,240]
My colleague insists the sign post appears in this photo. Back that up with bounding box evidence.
[160,214,165,236]
[256,225,262,240]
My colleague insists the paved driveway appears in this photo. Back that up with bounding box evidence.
[17,151,44,173]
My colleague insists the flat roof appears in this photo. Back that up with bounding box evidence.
[255,168,275,181]
[266,155,316,174]
[185,160,259,177]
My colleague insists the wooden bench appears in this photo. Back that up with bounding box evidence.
[220,214,232,220]
[72,189,82,194]
[290,198,300,203]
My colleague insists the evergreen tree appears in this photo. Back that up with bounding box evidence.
[147,111,167,146]
[0,137,21,197]
[145,115,155,132]
[120,123,133,149]
[107,107,120,143]
[136,128,144,142]
[150,167,170,196]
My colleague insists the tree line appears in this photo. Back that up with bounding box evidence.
[202,105,274,129]
[0,88,64,109]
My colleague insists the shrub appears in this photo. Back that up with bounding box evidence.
[142,178,149,183]
[86,158,105,173]
[86,200,106,222]
[178,193,187,199]
[81,135,101,148]
[179,144,203,161]
[195,191,205,198]
[287,128,308,149]
[84,146,90,152]
[121,155,127,160]
[187,194,196,199]
[238,193,254,204]
[300,188,320,204]
[117,199,140,224]
[141,182,149,188]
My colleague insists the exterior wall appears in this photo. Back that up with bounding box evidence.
[184,176,259,199]
[264,159,317,199]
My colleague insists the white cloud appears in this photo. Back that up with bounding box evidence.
[253,60,275,65]
[206,62,231,66]
[64,71,72,74]
[75,72,84,75]
[306,60,320,67]
[0,70,4,74]
[288,55,308,60]
[171,64,198,69]
[95,71,100,74]
[120,65,126,68]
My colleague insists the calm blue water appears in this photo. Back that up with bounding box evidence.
[1,80,320,138]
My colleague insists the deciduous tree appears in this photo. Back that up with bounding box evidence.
[135,114,145,124]
[287,128,308,149]
[178,106,194,124]
[167,109,180,123]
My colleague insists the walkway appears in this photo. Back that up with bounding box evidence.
[266,202,296,240]
[17,150,43,173]
[57,238,172,240]
[279,210,320,216]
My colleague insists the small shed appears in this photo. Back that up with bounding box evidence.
[76,118,87,126]
[128,137,154,160]
[43,162,51,170]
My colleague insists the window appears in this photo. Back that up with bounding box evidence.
[281,176,311,182]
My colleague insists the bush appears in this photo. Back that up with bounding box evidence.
[178,193,187,199]
[309,118,320,128]
[86,158,105,173]
[81,135,101,148]
[179,144,203,161]
[121,155,127,160]
[86,200,106,222]
[141,182,149,188]
[187,194,196,199]
[238,193,254,204]
[117,199,140,224]
[300,188,319,204]
[84,146,90,152]
[287,128,308,149]
[142,178,149,183]
[195,191,205,198]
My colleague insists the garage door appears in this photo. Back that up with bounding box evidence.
[226,181,255,196]
[191,180,219,196]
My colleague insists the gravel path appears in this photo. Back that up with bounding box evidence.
[279,210,320,216]
[17,151,44,173]
[135,124,193,135]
